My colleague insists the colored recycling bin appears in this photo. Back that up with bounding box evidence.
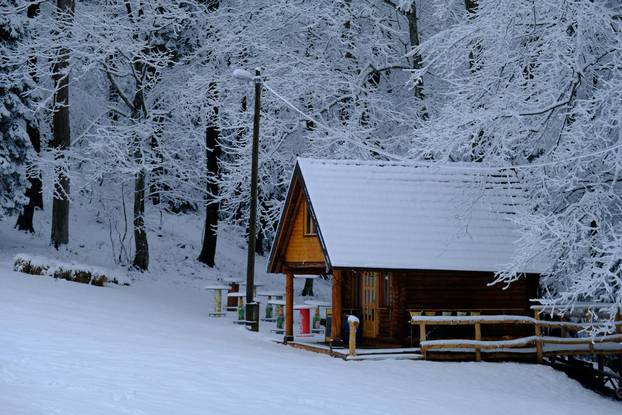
[276,307,284,330]
[299,307,311,335]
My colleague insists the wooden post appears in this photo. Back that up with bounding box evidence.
[616,307,621,335]
[534,310,543,363]
[419,322,427,359]
[243,69,262,332]
[348,317,359,357]
[285,272,294,343]
[474,322,481,362]
[331,270,343,344]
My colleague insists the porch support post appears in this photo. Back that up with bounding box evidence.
[332,270,343,344]
[285,271,294,343]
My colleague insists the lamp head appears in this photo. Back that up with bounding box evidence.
[232,68,254,82]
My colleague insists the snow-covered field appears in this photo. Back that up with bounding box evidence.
[2,266,622,415]
[0,206,621,415]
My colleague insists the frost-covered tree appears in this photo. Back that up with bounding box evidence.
[177,0,431,259]
[412,0,622,328]
[81,0,205,270]
[0,1,32,220]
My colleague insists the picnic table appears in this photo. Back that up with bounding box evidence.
[304,300,331,333]
[258,291,284,321]
[204,284,229,317]
[221,277,243,283]
[267,299,286,333]
[228,292,247,322]
[240,282,265,298]
[220,277,243,310]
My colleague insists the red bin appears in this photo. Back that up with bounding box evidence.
[299,307,311,335]
[227,282,239,309]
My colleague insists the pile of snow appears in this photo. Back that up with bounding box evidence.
[347,314,360,325]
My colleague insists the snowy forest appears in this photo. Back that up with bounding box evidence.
[3,1,622,413]
[1,0,621,327]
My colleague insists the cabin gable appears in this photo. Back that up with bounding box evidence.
[283,196,325,264]
[268,168,328,274]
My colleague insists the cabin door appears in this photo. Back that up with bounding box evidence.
[361,271,379,337]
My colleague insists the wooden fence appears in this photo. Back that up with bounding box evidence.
[411,304,622,362]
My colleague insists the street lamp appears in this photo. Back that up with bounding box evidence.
[234,67,262,332]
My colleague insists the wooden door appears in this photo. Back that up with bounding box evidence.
[361,271,379,337]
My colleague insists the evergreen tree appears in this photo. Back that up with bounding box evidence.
[0,1,32,220]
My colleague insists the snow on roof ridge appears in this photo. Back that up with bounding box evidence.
[296,157,523,174]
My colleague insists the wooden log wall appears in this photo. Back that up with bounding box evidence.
[335,269,538,345]
[399,270,538,313]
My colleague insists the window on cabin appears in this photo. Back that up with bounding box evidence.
[303,205,317,236]
[381,272,391,307]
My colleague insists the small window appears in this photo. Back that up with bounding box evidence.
[381,272,391,307]
[304,206,317,236]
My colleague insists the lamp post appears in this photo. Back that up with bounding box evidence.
[234,68,261,332]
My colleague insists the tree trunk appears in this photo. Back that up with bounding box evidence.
[130,67,149,270]
[132,168,149,270]
[254,197,268,256]
[464,0,481,72]
[301,278,314,296]
[403,3,428,121]
[15,3,43,233]
[405,6,424,99]
[50,0,74,249]
[197,94,220,267]
[464,0,477,13]
[15,123,42,232]
[148,112,165,206]
[255,229,264,256]
[463,0,484,161]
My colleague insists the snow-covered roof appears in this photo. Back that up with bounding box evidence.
[297,158,543,273]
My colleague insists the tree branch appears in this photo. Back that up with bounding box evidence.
[104,66,135,112]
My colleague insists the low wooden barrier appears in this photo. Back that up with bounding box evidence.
[411,305,622,362]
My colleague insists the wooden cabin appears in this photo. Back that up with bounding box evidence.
[267,158,544,345]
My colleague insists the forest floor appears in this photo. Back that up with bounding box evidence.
[0,205,621,414]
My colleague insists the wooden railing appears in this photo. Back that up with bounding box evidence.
[411,305,622,362]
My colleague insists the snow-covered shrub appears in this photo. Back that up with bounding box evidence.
[13,254,130,287]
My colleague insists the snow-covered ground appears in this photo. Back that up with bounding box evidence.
[2,266,622,415]
[0,204,621,414]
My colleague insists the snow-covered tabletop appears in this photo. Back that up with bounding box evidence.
[221,277,243,283]
[256,291,284,297]
[204,285,229,290]
[304,300,331,307]
[227,292,247,297]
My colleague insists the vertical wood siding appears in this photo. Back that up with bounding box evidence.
[283,197,325,263]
